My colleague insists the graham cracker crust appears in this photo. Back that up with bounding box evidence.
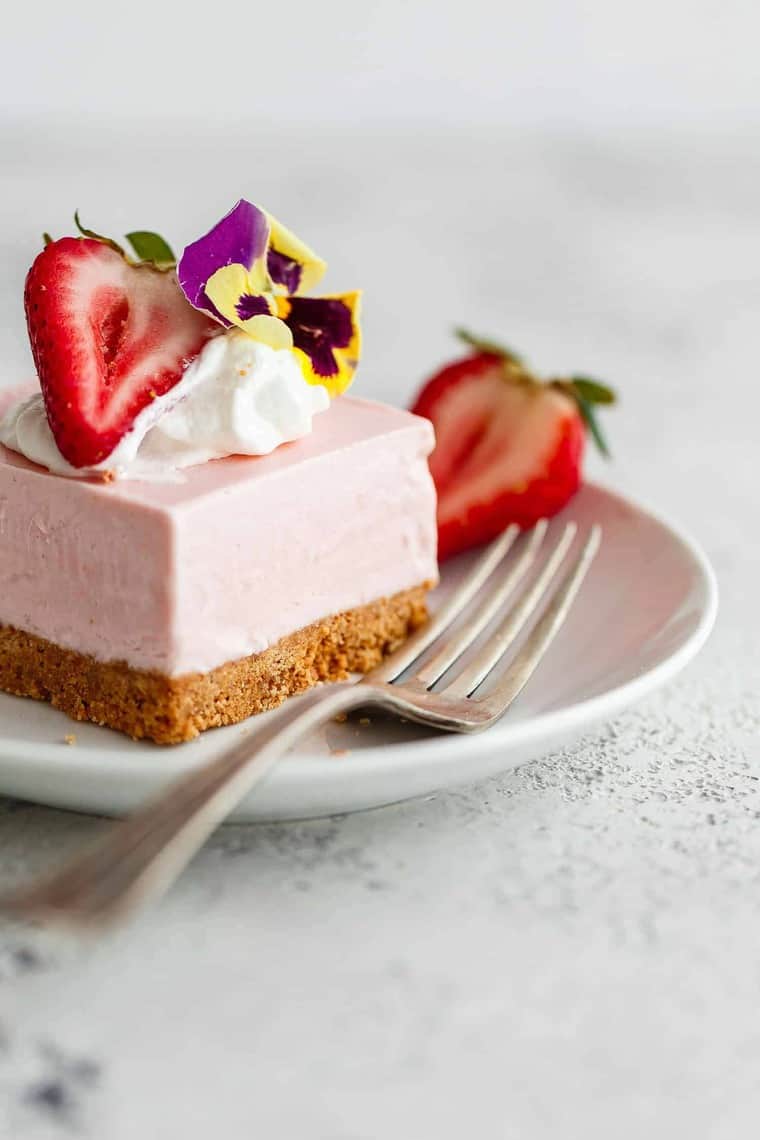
[0,585,431,745]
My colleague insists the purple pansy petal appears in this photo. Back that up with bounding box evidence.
[285,296,354,378]
[236,293,272,321]
[267,247,303,294]
[276,293,362,397]
[177,200,270,313]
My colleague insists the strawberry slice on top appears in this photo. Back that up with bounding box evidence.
[410,330,616,561]
[25,231,218,469]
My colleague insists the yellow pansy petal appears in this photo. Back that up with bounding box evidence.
[275,291,362,397]
[239,314,294,350]
[266,213,328,295]
[246,256,273,293]
[205,264,256,325]
[205,259,273,319]
[205,264,292,346]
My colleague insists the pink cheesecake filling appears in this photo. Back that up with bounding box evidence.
[0,390,438,676]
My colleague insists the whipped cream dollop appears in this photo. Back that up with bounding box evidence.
[0,332,330,481]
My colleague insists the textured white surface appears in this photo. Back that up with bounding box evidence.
[0,124,757,1137]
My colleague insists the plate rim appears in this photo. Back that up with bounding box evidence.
[0,480,718,786]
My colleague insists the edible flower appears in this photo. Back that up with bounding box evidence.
[266,215,327,295]
[177,200,360,396]
[275,293,362,392]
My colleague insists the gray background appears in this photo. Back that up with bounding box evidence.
[3,0,760,129]
[1,3,758,1137]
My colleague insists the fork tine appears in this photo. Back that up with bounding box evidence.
[411,520,549,689]
[368,523,521,683]
[441,522,578,698]
[476,525,602,715]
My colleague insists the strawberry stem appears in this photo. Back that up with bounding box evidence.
[454,327,523,365]
[73,211,127,258]
[570,375,617,405]
[574,394,611,457]
[554,376,617,458]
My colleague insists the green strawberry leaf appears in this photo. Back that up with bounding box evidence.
[575,393,611,458]
[125,230,176,267]
[73,211,126,257]
[454,327,523,365]
[570,375,617,405]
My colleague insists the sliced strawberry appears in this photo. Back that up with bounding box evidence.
[25,237,218,467]
[411,332,615,561]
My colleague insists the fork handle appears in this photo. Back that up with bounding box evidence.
[3,684,370,926]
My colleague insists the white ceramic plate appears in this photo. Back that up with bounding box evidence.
[0,483,717,821]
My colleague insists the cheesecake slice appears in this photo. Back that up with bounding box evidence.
[0,391,437,743]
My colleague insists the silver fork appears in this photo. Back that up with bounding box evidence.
[1,519,601,927]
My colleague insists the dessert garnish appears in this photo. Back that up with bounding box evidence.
[178,200,360,397]
[3,202,361,477]
[410,329,617,560]
[24,227,217,469]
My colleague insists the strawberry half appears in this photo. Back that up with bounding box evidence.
[411,330,616,561]
[25,236,218,468]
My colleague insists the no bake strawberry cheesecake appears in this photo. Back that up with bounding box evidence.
[0,202,437,743]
